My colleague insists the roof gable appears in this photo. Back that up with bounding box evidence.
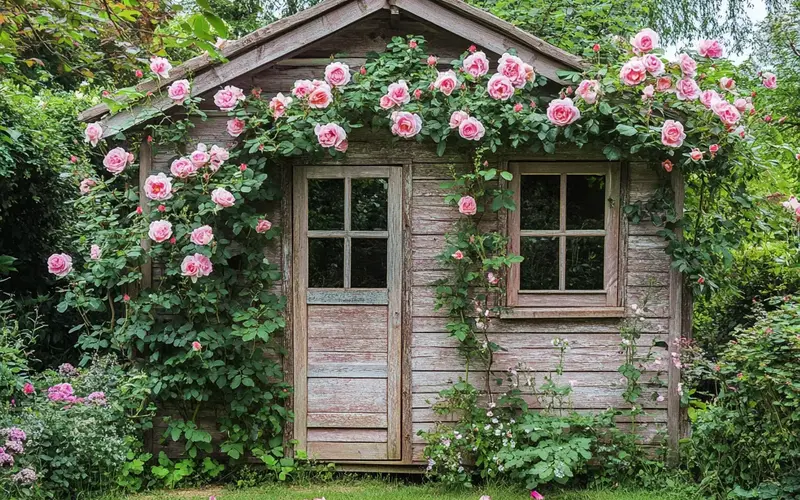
[80,0,583,137]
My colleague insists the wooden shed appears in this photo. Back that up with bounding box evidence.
[79,0,687,469]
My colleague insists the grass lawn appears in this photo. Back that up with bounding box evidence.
[108,479,688,500]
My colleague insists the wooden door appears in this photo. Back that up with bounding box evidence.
[292,165,403,461]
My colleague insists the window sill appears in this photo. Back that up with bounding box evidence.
[500,307,626,320]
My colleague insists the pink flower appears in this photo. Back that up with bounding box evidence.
[452,250,464,260]
[449,110,469,129]
[487,272,499,285]
[23,383,34,395]
[592,43,600,52]
[158,204,166,212]
[479,496,491,500]
[103,147,134,175]
[136,206,143,215]
[387,80,411,105]
[123,294,130,302]
[698,39,723,58]
[487,73,515,100]
[662,159,673,172]
[144,173,173,200]
[690,148,703,161]
[656,76,672,92]
[427,55,438,66]
[390,111,422,138]
[783,196,800,211]
[661,120,686,148]
[47,253,72,277]
[315,123,347,149]
[463,51,489,78]
[497,53,528,88]
[79,178,96,195]
[307,83,333,109]
[379,95,395,109]
[209,145,229,170]
[709,143,720,154]
[149,56,172,78]
[719,77,736,91]
[514,103,523,112]
[190,225,214,246]
[167,79,191,104]
[675,78,701,100]
[256,219,272,233]
[762,72,777,89]
[733,98,747,111]
[408,39,418,49]
[213,85,245,111]
[70,155,78,163]
[47,383,76,403]
[630,28,659,53]
[336,140,348,153]
[90,244,101,260]
[269,92,293,118]
[712,101,741,126]
[190,145,210,167]
[227,118,246,137]
[458,195,477,215]
[84,123,103,147]
[433,70,458,96]
[170,157,198,179]
[576,79,600,104]
[192,341,202,351]
[413,88,422,100]
[642,84,655,100]
[211,187,235,208]
[181,254,213,281]
[148,220,173,243]
[135,69,143,78]
[643,54,664,76]
[324,62,351,87]
[458,117,485,140]
[678,53,697,78]
[546,97,581,126]
[292,79,315,98]
[620,57,647,86]
[700,89,721,108]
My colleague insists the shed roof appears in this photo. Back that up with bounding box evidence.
[80,0,584,138]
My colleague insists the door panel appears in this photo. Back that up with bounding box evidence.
[293,165,403,461]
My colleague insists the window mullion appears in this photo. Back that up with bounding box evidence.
[344,177,352,289]
[559,174,567,291]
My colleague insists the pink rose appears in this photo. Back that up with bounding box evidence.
[546,97,581,126]
[292,80,315,98]
[148,220,173,243]
[675,78,700,100]
[269,92,293,118]
[192,341,202,351]
[149,56,172,78]
[457,195,477,215]
[700,89,721,108]
[620,57,647,86]
[47,253,72,277]
[324,62,351,87]
[698,39,723,58]
[719,77,735,91]
[433,70,458,96]
[170,157,197,179]
[458,117,485,141]
[656,77,672,92]
[630,28,659,53]
[709,144,720,154]
[181,253,212,281]
[84,123,103,147]
[167,79,191,104]
[449,110,469,129]
[678,53,697,78]
[712,101,741,126]
[733,98,747,112]
[452,250,464,260]
[642,84,655,100]
[213,85,245,111]
[209,145,229,170]
[643,54,664,76]
[190,225,214,246]
[144,173,173,200]
[690,148,703,161]
[390,111,422,138]
[211,187,235,208]
[487,73,515,100]
[314,123,347,149]
[103,147,134,175]
[463,51,489,78]
[523,63,535,83]
[514,103,523,112]
[762,72,777,89]
[487,272,499,285]
[190,145,210,167]
[23,383,34,395]
[497,53,527,88]
[387,80,411,105]
[256,219,272,233]
[576,79,600,104]
[79,178,96,195]
[427,55,438,66]
[661,120,686,148]
[379,95,395,109]
[336,140,348,153]
[531,491,544,500]
[308,83,333,109]
[227,118,246,137]
[90,244,101,260]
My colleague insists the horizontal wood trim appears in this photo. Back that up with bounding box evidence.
[303,165,396,178]
[510,161,619,174]
[306,442,388,460]
[520,230,606,237]
[307,429,388,443]
[516,292,608,307]
[307,289,388,305]
[500,307,626,319]
[308,412,388,428]
[308,230,389,238]
[308,378,388,413]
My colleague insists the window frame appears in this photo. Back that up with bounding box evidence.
[506,161,622,311]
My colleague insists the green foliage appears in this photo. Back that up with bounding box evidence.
[0,294,39,402]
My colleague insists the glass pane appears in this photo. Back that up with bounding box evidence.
[566,175,605,230]
[520,237,559,290]
[352,178,388,231]
[520,175,560,230]
[351,239,387,288]
[308,179,344,230]
[566,237,604,290]
[309,238,344,288]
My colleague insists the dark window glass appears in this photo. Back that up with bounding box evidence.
[565,237,604,290]
[520,175,560,230]
[308,179,344,230]
[566,175,605,230]
[520,237,559,290]
[308,238,344,288]
[351,239,387,288]
[352,178,388,231]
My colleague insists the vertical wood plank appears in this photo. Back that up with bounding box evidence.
[292,166,309,454]
[506,163,521,307]
[401,162,413,463]
[281,165,295,453]
[344,177,352,288]
[618,162,630,308]
[667,166,685,463]
[605,164,621,306]
[386,166,403,460]
[558,173,567,290]
[139,139,153,291]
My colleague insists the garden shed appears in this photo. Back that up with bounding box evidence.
[79,0,687,469]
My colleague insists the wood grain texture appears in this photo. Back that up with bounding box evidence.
[387,167,404,459]
[292,166,309,453]
[307,378,388,413]
[667,166,685,463]
[307,442,388,460]
[308,429,388,442]
[139,139,153,291]
[308,412,388,428]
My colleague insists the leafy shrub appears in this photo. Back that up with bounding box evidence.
[0,294,40,402]
[686,297,800,498]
